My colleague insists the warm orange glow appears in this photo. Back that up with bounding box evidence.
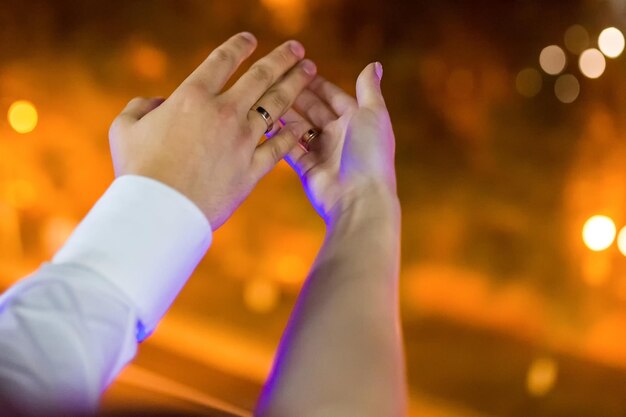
[114,364,251,416]
[42,217,77,256]
[539,45,566,75]
[581,252,611,286]
[584,313,626,367]
[616,276,626,301]
[5,5,626,414]
[446,69,474,99]
[260,0,307,34]
[582,215,616,251]
[274,253,307,285]
[131,44,168,80]
[7,100,38,134]
[598,27,625,58]
[243,278,279,313]
[526,357,558,397]
[3,179,37,209]
[515,68,542,98]
[402,265,547,340]
[150,315,274,384]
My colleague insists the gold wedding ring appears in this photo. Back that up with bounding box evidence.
[254,106,274,134]
[299,128,321,152]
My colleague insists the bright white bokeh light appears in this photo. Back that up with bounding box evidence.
[539,45,567,75]
[598,27,625,58]
[579,48,606,78]
[617,226,626,256]
[583,215,616,251]
[554,74,580,103]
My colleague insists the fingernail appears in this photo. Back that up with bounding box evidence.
[289,41,305,57]
[302,59,317,76]
[375,62,383,80]
[240,32,256,43]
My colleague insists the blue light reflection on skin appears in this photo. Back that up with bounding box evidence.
[253,281,312,414]
[283,156,330,223]
[136,321,150,342]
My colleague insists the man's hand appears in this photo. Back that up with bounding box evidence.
[282,62,397,222]
[108,32,317,228]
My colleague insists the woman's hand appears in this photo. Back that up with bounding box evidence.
[282,63,397,223]
[108,32,317,228]
[257,65,406,417]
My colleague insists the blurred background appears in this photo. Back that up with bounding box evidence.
[3,0,626,415]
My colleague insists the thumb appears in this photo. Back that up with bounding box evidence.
[356,62,386,110]
[119,97,165,122]
[110,97,165,136]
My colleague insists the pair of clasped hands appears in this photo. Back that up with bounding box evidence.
[109,32,397,227]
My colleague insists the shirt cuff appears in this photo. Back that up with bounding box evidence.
[52,175,212,339]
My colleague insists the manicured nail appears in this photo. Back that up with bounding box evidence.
[302,59,317,75]
[289,41,305,58]
[375,62,383,80]
[240,32,256,43]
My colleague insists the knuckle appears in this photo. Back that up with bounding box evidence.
[108,118,123,137]
[345,102,359,114]
[250,64,273,84]
[269,141,286,163]
[216,101,239,120]
[310,101,326,117]
[239,123,254,139]
[275,47,292,65]
[178,82,208,104]
[210,47,234,65]
[268,89,290,110]
[281,123,300,141]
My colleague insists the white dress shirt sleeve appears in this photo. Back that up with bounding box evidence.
[0,175,212,415]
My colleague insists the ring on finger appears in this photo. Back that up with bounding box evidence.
[299,128,322,152]
[253,106,274,134]
[263,117,287,140]
[264,119,284,139]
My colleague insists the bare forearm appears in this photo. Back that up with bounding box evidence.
[257,186,407,417]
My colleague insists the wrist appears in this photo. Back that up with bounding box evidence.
[326,180,400,227]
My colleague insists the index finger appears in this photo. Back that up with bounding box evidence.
[181,32,258,94]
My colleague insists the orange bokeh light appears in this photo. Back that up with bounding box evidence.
[526,357,558,397]
[130,44,168,81]
[260,0,307,34]
[7,100,38,134]
[3,179,37,209]
[243,278,280,313]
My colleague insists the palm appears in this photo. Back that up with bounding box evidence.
[283,68,391,221]
[289,114,351,218]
